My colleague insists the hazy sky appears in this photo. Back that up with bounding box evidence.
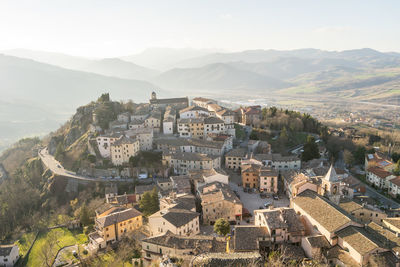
[1,0,399,57]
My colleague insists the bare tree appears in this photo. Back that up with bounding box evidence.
[38,230,62,267]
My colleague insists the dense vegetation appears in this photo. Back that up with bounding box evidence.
[139,188,159,216]
[259,107,327,135]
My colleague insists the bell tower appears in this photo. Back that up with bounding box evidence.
[151,91,157,100]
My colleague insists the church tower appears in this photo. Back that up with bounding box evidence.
[151,91,157,100]
[321,164,341,204]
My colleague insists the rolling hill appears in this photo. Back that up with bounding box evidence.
[121,47,222,70]
[0,54,160,148]
[151,63,290,94]
[174,48,400,69]
[2,49,159,80]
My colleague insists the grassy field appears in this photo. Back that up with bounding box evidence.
[15,232,37,257]
[25,227,87,267]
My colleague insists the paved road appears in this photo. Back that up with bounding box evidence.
[39,148,133,183]
[53,245,77,267]
[229,182,290,216]
[362,180,400,209]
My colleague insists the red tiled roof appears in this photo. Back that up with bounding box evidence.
[390,176,400,187]
[367,167,392,179]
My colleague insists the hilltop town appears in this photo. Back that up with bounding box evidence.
[2,92,400,267]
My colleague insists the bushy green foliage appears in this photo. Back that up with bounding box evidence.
[353,146,367,165]
[392,152,400,164]
[97,93,110,103]
[80,204,91,226]
[139,188,159,216]
[394,160,400,175]
[87,154,96,163]
[54,142,65,161]
[234,124,246,140]
[213,218,230,236]
[301,135,320,162]
[260,107,323,134]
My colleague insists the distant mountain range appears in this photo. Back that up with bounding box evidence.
[0,53,161,148]
[121,47,223,70]
[3,49,159,80]
[174,48,400,69]
[152,63,290,93]
[2,47,400,149]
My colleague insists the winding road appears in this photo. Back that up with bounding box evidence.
[39,148,133,183]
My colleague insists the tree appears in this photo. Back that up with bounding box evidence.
[80,204,91,226]
[353,146,366,165]
[368,134,381,145]
[54,142,65,161]
[97,93,110,102]
[87,154,96,164]
[392,152,400,164]
[279,127,288,145]
[343,149,355,167]
[249,132,259,140]
[139,188,159,216]
[39,230,62,267]
[213,218,230,236]
[150,188,159,212]
[129,155,140,167]
[394,160,400,176]
[301,135,320,162]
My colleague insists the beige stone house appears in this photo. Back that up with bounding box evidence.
[192,97,217,109]
[203,117,225,136]
[141,231,225,261]
[110,136,140,166]
[242,106,261,126]
[126,127,153,151]
[233,226,270,252]
[189,168,229,191]
[179,105,210,119]
[177,118,204,139]
[225,148,247,170]
[339,200,387,225]
[254,208,305,245]
[198,182,242,224]
[159,193,196,211]
[144,112,162,133]
[254,153,301,171]
[96,132,123,158]
[162,152,221,175]
[148,207,200,236]
[89,207,143,251]
[241,163,261,189]
[259,167,278,193]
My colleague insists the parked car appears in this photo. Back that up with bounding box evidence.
[138,173,148,179]
[258,206,264,209]
[273,195,279,200]
[264,201,272,208]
